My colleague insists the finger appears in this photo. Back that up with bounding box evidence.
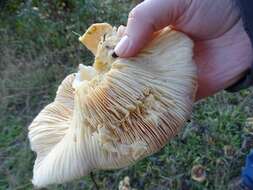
[114,0,188,57]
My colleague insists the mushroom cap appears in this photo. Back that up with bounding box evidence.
[191,164,206,182]
[28,23,197,187]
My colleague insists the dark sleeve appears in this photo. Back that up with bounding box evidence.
[241,151,253,190]
[238,0,253,43]
[226,0,253,92]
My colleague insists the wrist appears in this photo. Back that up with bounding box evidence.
[196,18,252,100]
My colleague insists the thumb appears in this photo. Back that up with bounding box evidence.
[114,0,188,57]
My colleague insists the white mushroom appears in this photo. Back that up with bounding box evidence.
[28,23,197,187]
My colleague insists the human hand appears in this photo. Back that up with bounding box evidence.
[114,0,253,99]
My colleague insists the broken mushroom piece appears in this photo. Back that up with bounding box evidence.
[79,22,113,55]
[28,23,197,187]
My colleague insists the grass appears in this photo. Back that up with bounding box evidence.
[0,0,253,189]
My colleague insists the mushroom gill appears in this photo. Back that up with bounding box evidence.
[28,23,197,187]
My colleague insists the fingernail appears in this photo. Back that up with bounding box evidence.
[114,35,130,56]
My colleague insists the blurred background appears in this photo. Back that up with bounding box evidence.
[0,0,253,189]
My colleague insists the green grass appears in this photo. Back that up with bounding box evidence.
[0,0,253,189]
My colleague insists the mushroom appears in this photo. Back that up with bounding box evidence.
[191,164,206,182]
[28,23,197,187]
[118,176,136,190]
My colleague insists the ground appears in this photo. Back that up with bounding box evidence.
[0,1,253,189]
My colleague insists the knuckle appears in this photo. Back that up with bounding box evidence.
[129,4,145,20]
